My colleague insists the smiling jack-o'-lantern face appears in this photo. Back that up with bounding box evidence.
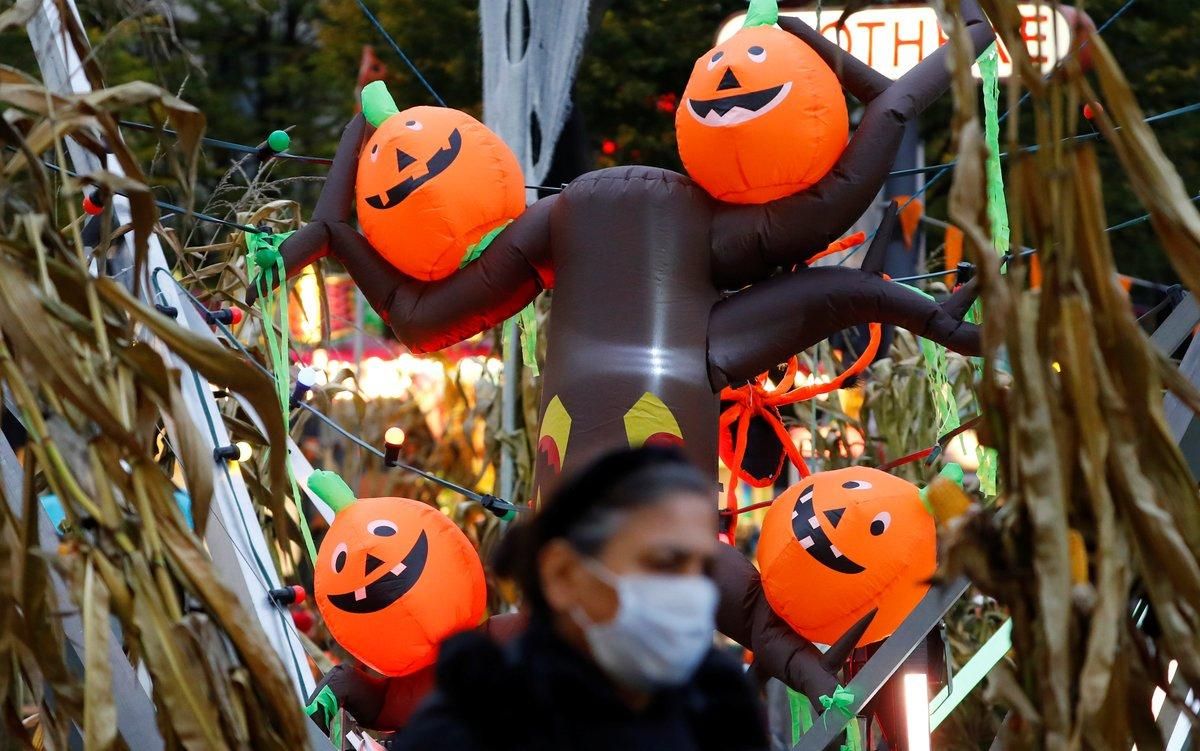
[676,20,848,204]
[756,467,935,646]
[311,472,486,676]
[356,83,525,281]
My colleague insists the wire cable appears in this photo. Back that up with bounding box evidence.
[152,268,521,512]
[888,198,1199,284]
[118,120,334,165]
[887,101,1200,179]
[354,0,447,107]
[838,0,1141,267]
[21,152,264,234]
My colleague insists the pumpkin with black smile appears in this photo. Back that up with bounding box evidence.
[363,129,462,210]
[311,471,486,676]
[354,85,525,282]
[677,18,847,203]
[757,467,937,646]
[324,529,430,614]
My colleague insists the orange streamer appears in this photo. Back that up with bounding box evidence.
[805,231,867,265]
[718,323,882,536]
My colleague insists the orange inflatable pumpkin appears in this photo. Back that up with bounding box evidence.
[356,81,525,281]
[310,471,486,676]
[756,467,935,646]
[676,2,847,204]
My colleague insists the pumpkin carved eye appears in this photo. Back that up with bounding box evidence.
[748,45,766,63]
[843,480,873,490]
[368,520,398,537]
[707,50,725,70]
[405,120,423,131]
[332,543,349,573]
[870,512,891,536]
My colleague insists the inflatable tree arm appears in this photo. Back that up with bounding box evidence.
[710,0,996,283]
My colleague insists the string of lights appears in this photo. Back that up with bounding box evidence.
[150,268,523,519]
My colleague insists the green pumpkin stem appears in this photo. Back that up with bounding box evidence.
[744,0,779,28]
[308,470,357,514]
[362,80,400,128]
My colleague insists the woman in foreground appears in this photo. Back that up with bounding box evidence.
[393,447,767,751]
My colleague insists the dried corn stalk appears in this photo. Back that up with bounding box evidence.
[938,1,1200,747]
[0,68,306,749]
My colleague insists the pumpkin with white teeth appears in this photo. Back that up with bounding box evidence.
[310,471,486,677]
[675,11,848,204]
[756,467,936,647]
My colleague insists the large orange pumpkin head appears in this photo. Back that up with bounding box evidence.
[676,0,848,204]
[310,471,486,676]
[355,81,525,281]
[756,466,958,646]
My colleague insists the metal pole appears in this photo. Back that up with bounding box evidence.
[353,290,365,371]
[496,0,532,504]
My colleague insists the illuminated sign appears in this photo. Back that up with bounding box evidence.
[716,4,1074,80]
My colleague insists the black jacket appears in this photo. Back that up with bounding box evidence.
[390,618,768,751]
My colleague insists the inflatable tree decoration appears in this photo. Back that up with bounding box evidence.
[261,0,996,708]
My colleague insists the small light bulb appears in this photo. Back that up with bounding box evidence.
[291,366,319,405]
[383,427,405,466]
[1051,362,1062,373]
[236,442,252,462]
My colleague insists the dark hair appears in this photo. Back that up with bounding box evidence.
[493,446,714,613]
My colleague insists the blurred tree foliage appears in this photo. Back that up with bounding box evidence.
[5,0,1193,279]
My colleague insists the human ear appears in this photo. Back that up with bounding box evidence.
[538,539,586,614]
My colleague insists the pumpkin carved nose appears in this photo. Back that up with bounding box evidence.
[365,553,386,575]
[395,149,416,173]
[824,507,846,529]
[717,67,740,91]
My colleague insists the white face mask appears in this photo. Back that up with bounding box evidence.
[571,559,718,691]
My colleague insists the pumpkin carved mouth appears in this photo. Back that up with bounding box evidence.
[790,483,865,574]
[686,82,792,127]
[365,128,463,210]
[327,530,430,613]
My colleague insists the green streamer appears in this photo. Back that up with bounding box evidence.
[304,684,341,743]
[460,220,540,375]
[789,684,861,750]
[981,44,1010,256]
[788,687,814,745]
[974,42,1006,497]
[819,685,855,730]
[922,337,960,436]
[901,284,960,437]
[247,231,319,564]
[460,221,512,267]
